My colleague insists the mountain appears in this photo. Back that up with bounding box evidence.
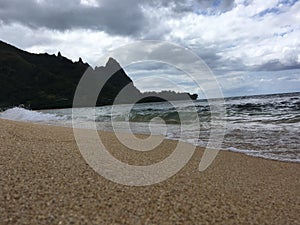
[0,40,197,110]
[0,40,142,109]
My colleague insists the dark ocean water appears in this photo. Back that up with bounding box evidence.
[1,92,299,162]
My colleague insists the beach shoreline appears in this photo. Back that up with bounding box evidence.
[1,118,299,224]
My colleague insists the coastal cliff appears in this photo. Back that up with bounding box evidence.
[0,40,197,109]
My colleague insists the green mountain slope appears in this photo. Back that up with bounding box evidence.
[0,40,197,110]
[0,40,141,109]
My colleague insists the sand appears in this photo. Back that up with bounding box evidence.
[0,118,299,225]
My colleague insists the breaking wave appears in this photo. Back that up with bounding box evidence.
[0,107,65,122]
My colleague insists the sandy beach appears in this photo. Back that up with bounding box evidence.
[0,118,299,224]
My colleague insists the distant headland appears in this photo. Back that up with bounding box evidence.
[0,40,198,110]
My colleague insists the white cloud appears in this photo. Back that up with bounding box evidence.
[80,0,99,7]
[0,23,133,65]
[0,0,299,97]
[157,0,300,71]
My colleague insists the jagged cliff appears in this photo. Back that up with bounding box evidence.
[0,40,197,110]
[0,41,142,109]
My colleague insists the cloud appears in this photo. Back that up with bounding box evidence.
[255,59,300,71]
[0,23,57,49]
[151,0,236,14]
[0,0,236,36]
[0,23,133,65]
[0,0,299,97]
[0,0,147,36]
[217,69,300,97]
[161,0,300,72]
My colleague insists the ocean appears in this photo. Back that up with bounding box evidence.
[1,92,299,163]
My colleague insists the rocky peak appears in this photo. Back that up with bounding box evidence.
[105,57,121,70]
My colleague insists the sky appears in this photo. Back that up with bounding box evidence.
[0,0,299,98]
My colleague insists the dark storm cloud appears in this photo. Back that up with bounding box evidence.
[0,0,147,36]
[0,0,236,36]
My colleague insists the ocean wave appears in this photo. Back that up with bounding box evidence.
[225,147,300,163]
[0,107,65,122]
[1,92,299,163]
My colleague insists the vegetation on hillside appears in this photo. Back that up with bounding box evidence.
[0,40,197,110]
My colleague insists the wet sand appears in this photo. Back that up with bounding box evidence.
[0,119,299,224]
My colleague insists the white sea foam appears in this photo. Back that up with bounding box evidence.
[1,92,299,163]
[0,107,65,122]
[225,147,300,163]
